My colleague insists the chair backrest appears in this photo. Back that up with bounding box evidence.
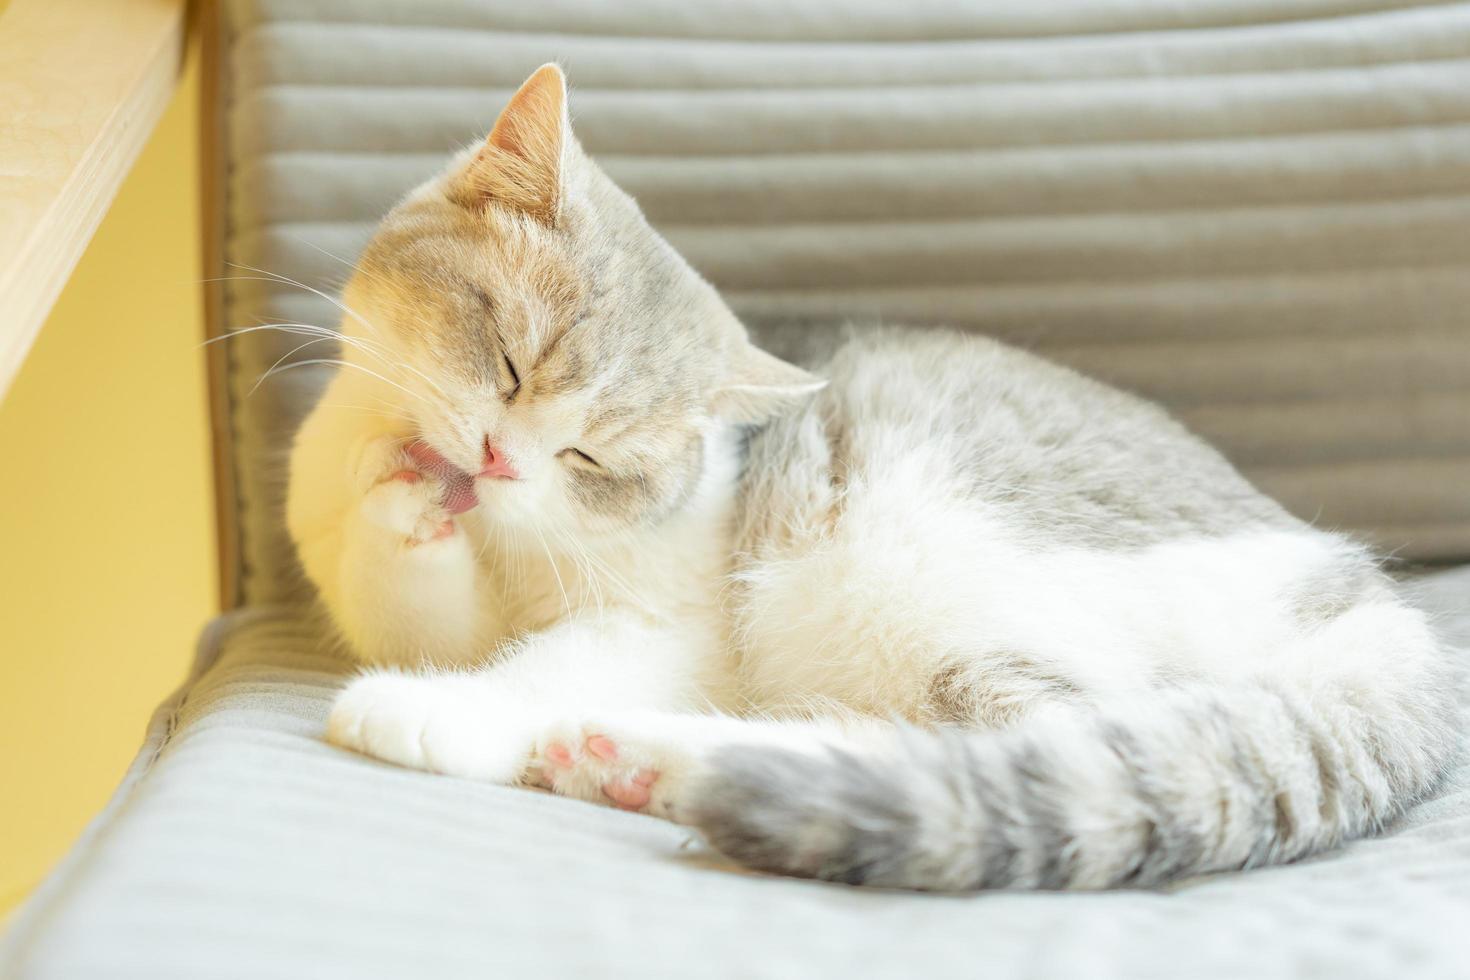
[208,0,1470,607]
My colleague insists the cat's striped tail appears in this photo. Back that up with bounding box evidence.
[688,606,1460,890]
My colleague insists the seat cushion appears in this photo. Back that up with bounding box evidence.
[4,566,1470,979]
[214,0,1470,608]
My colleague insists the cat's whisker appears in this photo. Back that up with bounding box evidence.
[567,536,614,606]
[340,335,454,401]
[550,527,658,617]
[486,521,514,607]
[353,388,416,420]
[258,358,432,407]
[200,322,337,348]
[470,511,503,574]
[208,276,455,403]
[284,234,385,288]
[249,335,358,398]
[530,525,573,619]
[219,265,456,403]
[512,523,528,608]
[541,526,593,611]
[205,319,416,386]
[224,262,385,339]
[313,402,416,424]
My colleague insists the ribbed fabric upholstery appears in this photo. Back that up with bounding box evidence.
[215,0,1470,603]
[4,566,1469,979]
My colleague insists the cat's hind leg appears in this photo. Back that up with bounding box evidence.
[531,711,891,822]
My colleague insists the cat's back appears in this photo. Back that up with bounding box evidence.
[737,325,1293,553]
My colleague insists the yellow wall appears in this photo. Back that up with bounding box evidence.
[0,48,214,911]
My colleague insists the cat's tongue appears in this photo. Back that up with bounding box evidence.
[405,440,479,515]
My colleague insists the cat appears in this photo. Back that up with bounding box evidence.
[286,64,1459,890]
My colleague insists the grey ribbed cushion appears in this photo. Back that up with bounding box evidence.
[3,565,1469,980]
[215,0,1470,605]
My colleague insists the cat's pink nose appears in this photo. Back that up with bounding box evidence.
[479,439,519,480]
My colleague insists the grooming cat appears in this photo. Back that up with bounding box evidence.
[287,65,1458,890]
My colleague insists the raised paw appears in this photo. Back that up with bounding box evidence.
[354,437,475,545]
[361,478,458,545]
[327,671,528,782]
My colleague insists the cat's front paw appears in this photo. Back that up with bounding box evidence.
[327,671,528,781]
[361,476,457,545]
[353,436,460,545]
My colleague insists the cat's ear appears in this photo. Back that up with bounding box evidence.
[711,344,827,425]
[449,63,569,222]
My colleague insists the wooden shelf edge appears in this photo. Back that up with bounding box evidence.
[0,0,189,403]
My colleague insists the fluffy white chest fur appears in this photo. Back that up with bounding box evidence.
[284,65,1457,891]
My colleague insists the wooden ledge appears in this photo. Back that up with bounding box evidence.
[0,0,188,402]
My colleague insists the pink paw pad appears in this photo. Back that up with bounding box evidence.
[603,770,659,811]
[586,735,618,761]
[389,469,422,484]
[428,519,455,540]
[544,742,575,769]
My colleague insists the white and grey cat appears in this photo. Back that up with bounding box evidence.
[287,65,1457,890]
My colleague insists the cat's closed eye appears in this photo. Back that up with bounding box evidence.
[501,352,521,399]
[558,447,602,468]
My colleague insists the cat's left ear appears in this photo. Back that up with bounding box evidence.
[449,63,569,222]
[711,344,826,425]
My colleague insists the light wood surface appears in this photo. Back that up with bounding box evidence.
[0,0,188,402]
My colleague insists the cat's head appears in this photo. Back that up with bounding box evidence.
[338,64,821,539]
